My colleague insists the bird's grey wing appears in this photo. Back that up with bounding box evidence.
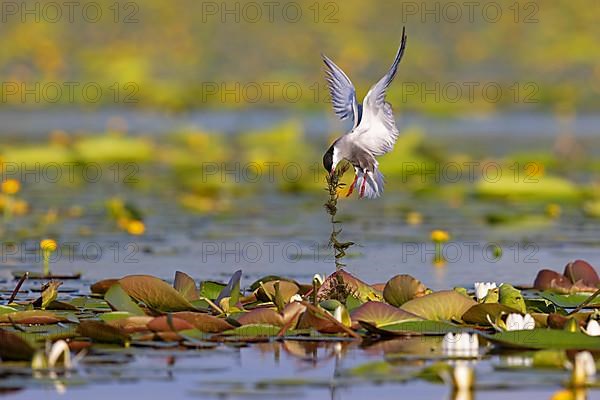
[322,53,361,129]
[352,27,407,156]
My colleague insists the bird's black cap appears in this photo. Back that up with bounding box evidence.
[323,144,334,172]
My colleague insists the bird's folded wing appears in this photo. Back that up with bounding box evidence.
[322,53,361,129]
[352,28,407,156]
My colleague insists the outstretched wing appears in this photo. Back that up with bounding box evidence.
[352,27,407,156]
[322,53,361,129]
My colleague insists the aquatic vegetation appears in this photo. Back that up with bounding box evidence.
[1,179,23,222]
[534,260,600,293]
[474,282,497,301]
[0,261,599,396]
[324,164,354,270]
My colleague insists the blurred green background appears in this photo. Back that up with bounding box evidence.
[0,0,598,114]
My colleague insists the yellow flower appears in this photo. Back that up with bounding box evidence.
[546,203,561,219]
[12,199,29,216]
[433,258,447,268]
[430,229,450,242]
[127,220,145,236]
[406,211,423,225]
[40,239,58,252]
[117,217,130,230]
[1,179,20,195]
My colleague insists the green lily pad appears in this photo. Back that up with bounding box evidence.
[0,310,67,324]
[105,283,146,316]
[462,303,521,325]
[485,329,600,350]
[383,274,428,307]
[119,275,197,312]
[539,291,600,308]
[0,305,18,315]
[99,311,136,322]
[401,290,476,321]
[199,281,227,300]
[351,301,422,328]
[222,323,281,338]
[361,320,465,336]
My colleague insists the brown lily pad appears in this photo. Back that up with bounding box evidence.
[564,260,600,288]
[171,311,234,333]
[147,316,195,332]
[0,329,36,361]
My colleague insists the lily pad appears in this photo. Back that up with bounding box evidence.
[361,320,465,336]
[90,278,120,295]
[0,305,18,315]
[99,311,135,322]
[77,320,130,345]
[147,316,195,332]
[564,260,600,288]
[237,308,285,327]
[484,329,600,350]
[317,270,383,302]
[216,270,242,305]
[119,275,197,312]
[105,283,146,316]
[351,301,421,328]
[383,274,428,307]
[255,280,299,304]
[199,281,227,300]
[222,323,281,338]
[462,303,521,325]
[401,291,476,321]
[0,329,36,361]
[539,291,600,308]
[174,271,199,301]
[0,310,67,324]
[172,312,234,333]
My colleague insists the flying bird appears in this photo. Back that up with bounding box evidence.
[322,27,407,199]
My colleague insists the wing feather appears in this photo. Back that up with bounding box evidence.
[352,27,407,156]
[322,53,361,129]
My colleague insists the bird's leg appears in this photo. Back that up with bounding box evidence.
[346,173,358,197]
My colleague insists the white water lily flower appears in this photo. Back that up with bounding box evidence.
[583,319,600,336]
[313,274,325,285]
[504,356,533,368]
[333,306,343,323]
[32,340,73,370]
[289,294,303,303]
[474,282,497,301]
[572,351,596,386]
[47,340,71,368]
[505,313,535,331]
[452,361,474,391]
[442,332,479,357]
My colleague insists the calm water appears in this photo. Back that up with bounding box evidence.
[1,110,600,399]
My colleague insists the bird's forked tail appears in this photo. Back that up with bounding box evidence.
[355,168,385,199]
